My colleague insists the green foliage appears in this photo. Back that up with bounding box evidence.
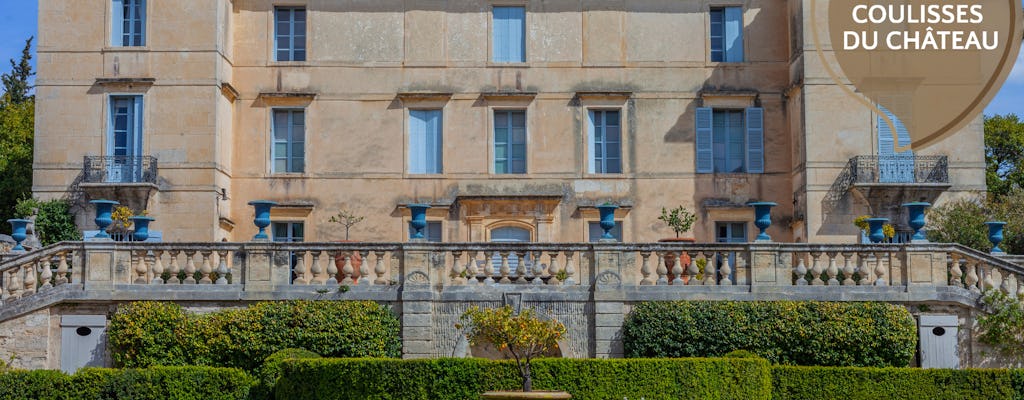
[275,357,772,400]
[925,191,1024,254]
[459,306,566,392]
[108,300,401,370]
[1,37,33,104]
[723,349,761,359]
[328,209,364,240]
[252,349,321,400]
[0,99,33,233]
[978,289,1024,359]
[13,198,82,245]
[986,114,1024,198]
[771,365,1017,400]
[659,205,697,237]
[622,301,917,367]
[0,366,255,400]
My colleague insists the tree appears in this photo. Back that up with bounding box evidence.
[1,37,34,104]
[14,198,81,246]
[458,306,565,393]
[0,37,35,233]
[985,114,1024,198]
[925,190,1024,254]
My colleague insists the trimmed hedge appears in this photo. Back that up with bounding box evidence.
[622,301,917,367]
[772,366,1019,400]
[275,358,773,400]
[253,348,322,400]
[0,366,255,400]
[108,300,401,370]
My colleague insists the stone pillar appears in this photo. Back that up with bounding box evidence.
[241,243,279,291]
[467,217,485,242]
[749,244,788,287]
[906,247,949,287]
[83,244,116,290]
[401,245,435,359]
[594,300,624,358]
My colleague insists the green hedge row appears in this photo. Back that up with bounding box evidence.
[622,301,917,367]
[0,366,255,400]
[772,366,1022,400]
[107,300,401,370]
[275,358,773,400]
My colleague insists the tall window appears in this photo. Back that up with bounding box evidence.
[695,107,764,174]
[275,7,307,62]
[272,222,304,283]
[408,221,443,242]
[112,0,146,47]
[588,110,622,174]
[877,105,915,183]
[710,7,743,62]
[272,109,305,173]
[494,110,527,174]
[108,96,143,183]
[409,110,443,174]
[492,6,526,63]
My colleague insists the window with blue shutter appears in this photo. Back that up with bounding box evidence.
[492,6,526,63]
[588,110,622,174]
[275,7,307,62]
[745,107,765,173]
[112,0,146,47]
[272,109,305,173]
[877,106,915,183]
[108,95,144,182]
[409,110,443,174]
[710,7,743,62]
[494,110,527,174]
[695,107,764,174]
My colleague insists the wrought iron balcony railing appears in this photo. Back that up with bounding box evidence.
[849,155,949,184]
[83,156,158,184]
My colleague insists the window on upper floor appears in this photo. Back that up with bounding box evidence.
[409,110,443,174]
[695,107,764,174]
[588,110,622,174]
[494,110,527,174]
[107,95,144,183]
[710,7,743,62]
[272,109,305,173]
[112,0,146,47]
[492,6,526,63]
[275,7,307,62]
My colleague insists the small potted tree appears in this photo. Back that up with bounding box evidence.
[459,306,570,399]
[329,209,365,281]
[658,205,697,282]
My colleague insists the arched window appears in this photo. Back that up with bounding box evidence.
[487,225,532,277]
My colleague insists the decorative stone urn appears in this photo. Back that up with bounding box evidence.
[480,391,572,399]
[596,204,619,240]
[902,202,931,242]
[248,200,278,241]
[748,202,777,242]
[129,216,155,242]
[408,204,431,240]
[7,219,30,251]
[987,221,1008,254]
[867,218,889,244]
[89,199,120,239]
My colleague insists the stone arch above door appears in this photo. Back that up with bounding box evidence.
[458,196,561,242]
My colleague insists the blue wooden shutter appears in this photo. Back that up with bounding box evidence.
[493,8,508,62]
[508,7,525,62]
[112,0,124,46]
[493,7,525,62]
[428,111,442,173]
[137,0,147,46]
[745,107,764,173]
[409,111,426,174]
[587,110,597,173]
[695,107,714,173]
[724,7,744,62]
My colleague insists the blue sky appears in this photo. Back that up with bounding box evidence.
[0,1,1021,116]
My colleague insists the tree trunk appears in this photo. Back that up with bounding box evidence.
[522,363,532,392]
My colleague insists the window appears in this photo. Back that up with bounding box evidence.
[112,0,146,47]
[108,96,144,183]
[408,221,443,242]
[494,110,527,174]
[272,222,304,283]
[710,7,743,62]
[409,110,443,174]
[489,226,532,276]
[272,109,305,173]
[275,7,307,62]
[695,107,763,173]
[492,6,525,63]
[588,221,623,242]
[588,110,622,174]
[716,222,747,243]
[877,105,915,183]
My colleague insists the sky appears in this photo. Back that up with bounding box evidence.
[0,1,1021,116]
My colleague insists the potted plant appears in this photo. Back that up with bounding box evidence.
[459,306,571,399]
[658,205,697,282]
[110,206,149,242]
[329,209,365,281]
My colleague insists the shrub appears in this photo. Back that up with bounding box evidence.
[771,366,1016,400]
[459,306,565,392]
[723,350,761,359]
[253,349,321,400]
[13,197,81,245]
[0,366,254,400]
[622,301,916,367]
[108,300,401,370]
[978,289,1024,359]
[275,357,772,400]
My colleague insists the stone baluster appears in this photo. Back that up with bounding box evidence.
[546,252,561,285]
[671,251,685,286]
[825,252,839,286]
[167,251,181,284]
[949,253,963,287]
[719,251,733,286]
[873,252,888,286]
[374,251,388,285]
[215,250,229,285]
[794,253,808,285]
[516,250,529,284]
[639,251,654,285]
[809,251,823,286]
[134,251,149,284]
[531,251,544,285]
[857,252,872,286]
[358,250,371,286]
[498,251,512,284]
[22,263,36,296]
[563,251,577,286]
[451,250,466,285]
[152,250,165,284]
[199,251,214,284]
[341,253,355,285]
[982,263,996,291]
[656,252,668,285]
[293,251,307,285]
[0,274,6,301]
[326,251,339,285]
[56,252,69,286]
[482,251,495,284]
[8,268,22,299]
[310,251,325,285]
[841,252,856,286]
[466,250,480,285]
[1001,273,1014,296]
[704,253,718,286]
[39,257,53,289]
[1017,274,1024,298]
[687,252,702,285]
[964,259,980,293]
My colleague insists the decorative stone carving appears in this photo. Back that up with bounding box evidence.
[595,271,622,287]
[406,271,430,285]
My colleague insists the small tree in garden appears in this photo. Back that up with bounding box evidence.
[458,306,566,392]
[328,209,364,240]
[659,205,697,238]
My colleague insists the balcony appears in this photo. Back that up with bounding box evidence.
[80,156,159,211]
[841,155,951,220]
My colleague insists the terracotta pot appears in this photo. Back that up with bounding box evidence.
[334,240,363,282]
[480,391,572,400]
[658,238,694,283]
